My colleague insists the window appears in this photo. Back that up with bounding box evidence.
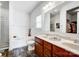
[36,15,42,28]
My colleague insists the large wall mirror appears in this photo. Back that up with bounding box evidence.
[66,7,79,33]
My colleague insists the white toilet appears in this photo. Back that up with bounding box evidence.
[27,36,35,51]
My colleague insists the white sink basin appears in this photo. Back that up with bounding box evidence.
[49,37,61,41]
[41,35,61,41]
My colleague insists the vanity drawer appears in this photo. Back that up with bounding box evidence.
[44,41,52,50]
[35,42,43,57]
[35,37,43,45]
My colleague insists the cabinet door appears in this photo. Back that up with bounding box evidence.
[44,41,52,50]
[35,42,43,57]
[52,45,68,57]
[44,41,52,57]
[52,44,79,57]
[44,47,51,57]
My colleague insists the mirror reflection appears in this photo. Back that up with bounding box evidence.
[66,7,78,33]
[50,10,60,32]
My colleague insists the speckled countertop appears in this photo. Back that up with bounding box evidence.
[36,35,79,55]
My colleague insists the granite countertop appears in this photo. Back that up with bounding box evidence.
[36,35,79,55]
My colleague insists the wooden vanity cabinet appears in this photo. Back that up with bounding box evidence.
[35,37,79,57]
[35,37,44,57]
[44,41,52,57]
[35,37,43,45]
[52,44,69,57]
[52,44,79,57]
[35,42,43,56]
[35,37,52,57]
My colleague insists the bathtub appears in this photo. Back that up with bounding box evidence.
[9,39,27,50]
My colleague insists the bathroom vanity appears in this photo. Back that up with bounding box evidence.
[35,35,79,57]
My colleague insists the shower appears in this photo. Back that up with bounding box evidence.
[0,1,9,56]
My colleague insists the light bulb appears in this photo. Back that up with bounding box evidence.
[54,9,58,12]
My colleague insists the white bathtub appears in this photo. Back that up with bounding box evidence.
[9,39,27,50]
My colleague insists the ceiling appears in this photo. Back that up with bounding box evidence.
[12,1,41,13]
[50,1,71,16]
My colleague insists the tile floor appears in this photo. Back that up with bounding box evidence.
[8,46,38,57]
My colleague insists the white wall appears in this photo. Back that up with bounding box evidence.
[43,12,50,32]
[9,2,29,50]
[60,2,79,33]
[30,2,45,36]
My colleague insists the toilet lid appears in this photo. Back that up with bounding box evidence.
[27,41,35,45]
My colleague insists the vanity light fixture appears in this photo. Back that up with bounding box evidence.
[42,1,65,13]
[54,9,58,12]
[42,2,56,13]
[43,2,53,10]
